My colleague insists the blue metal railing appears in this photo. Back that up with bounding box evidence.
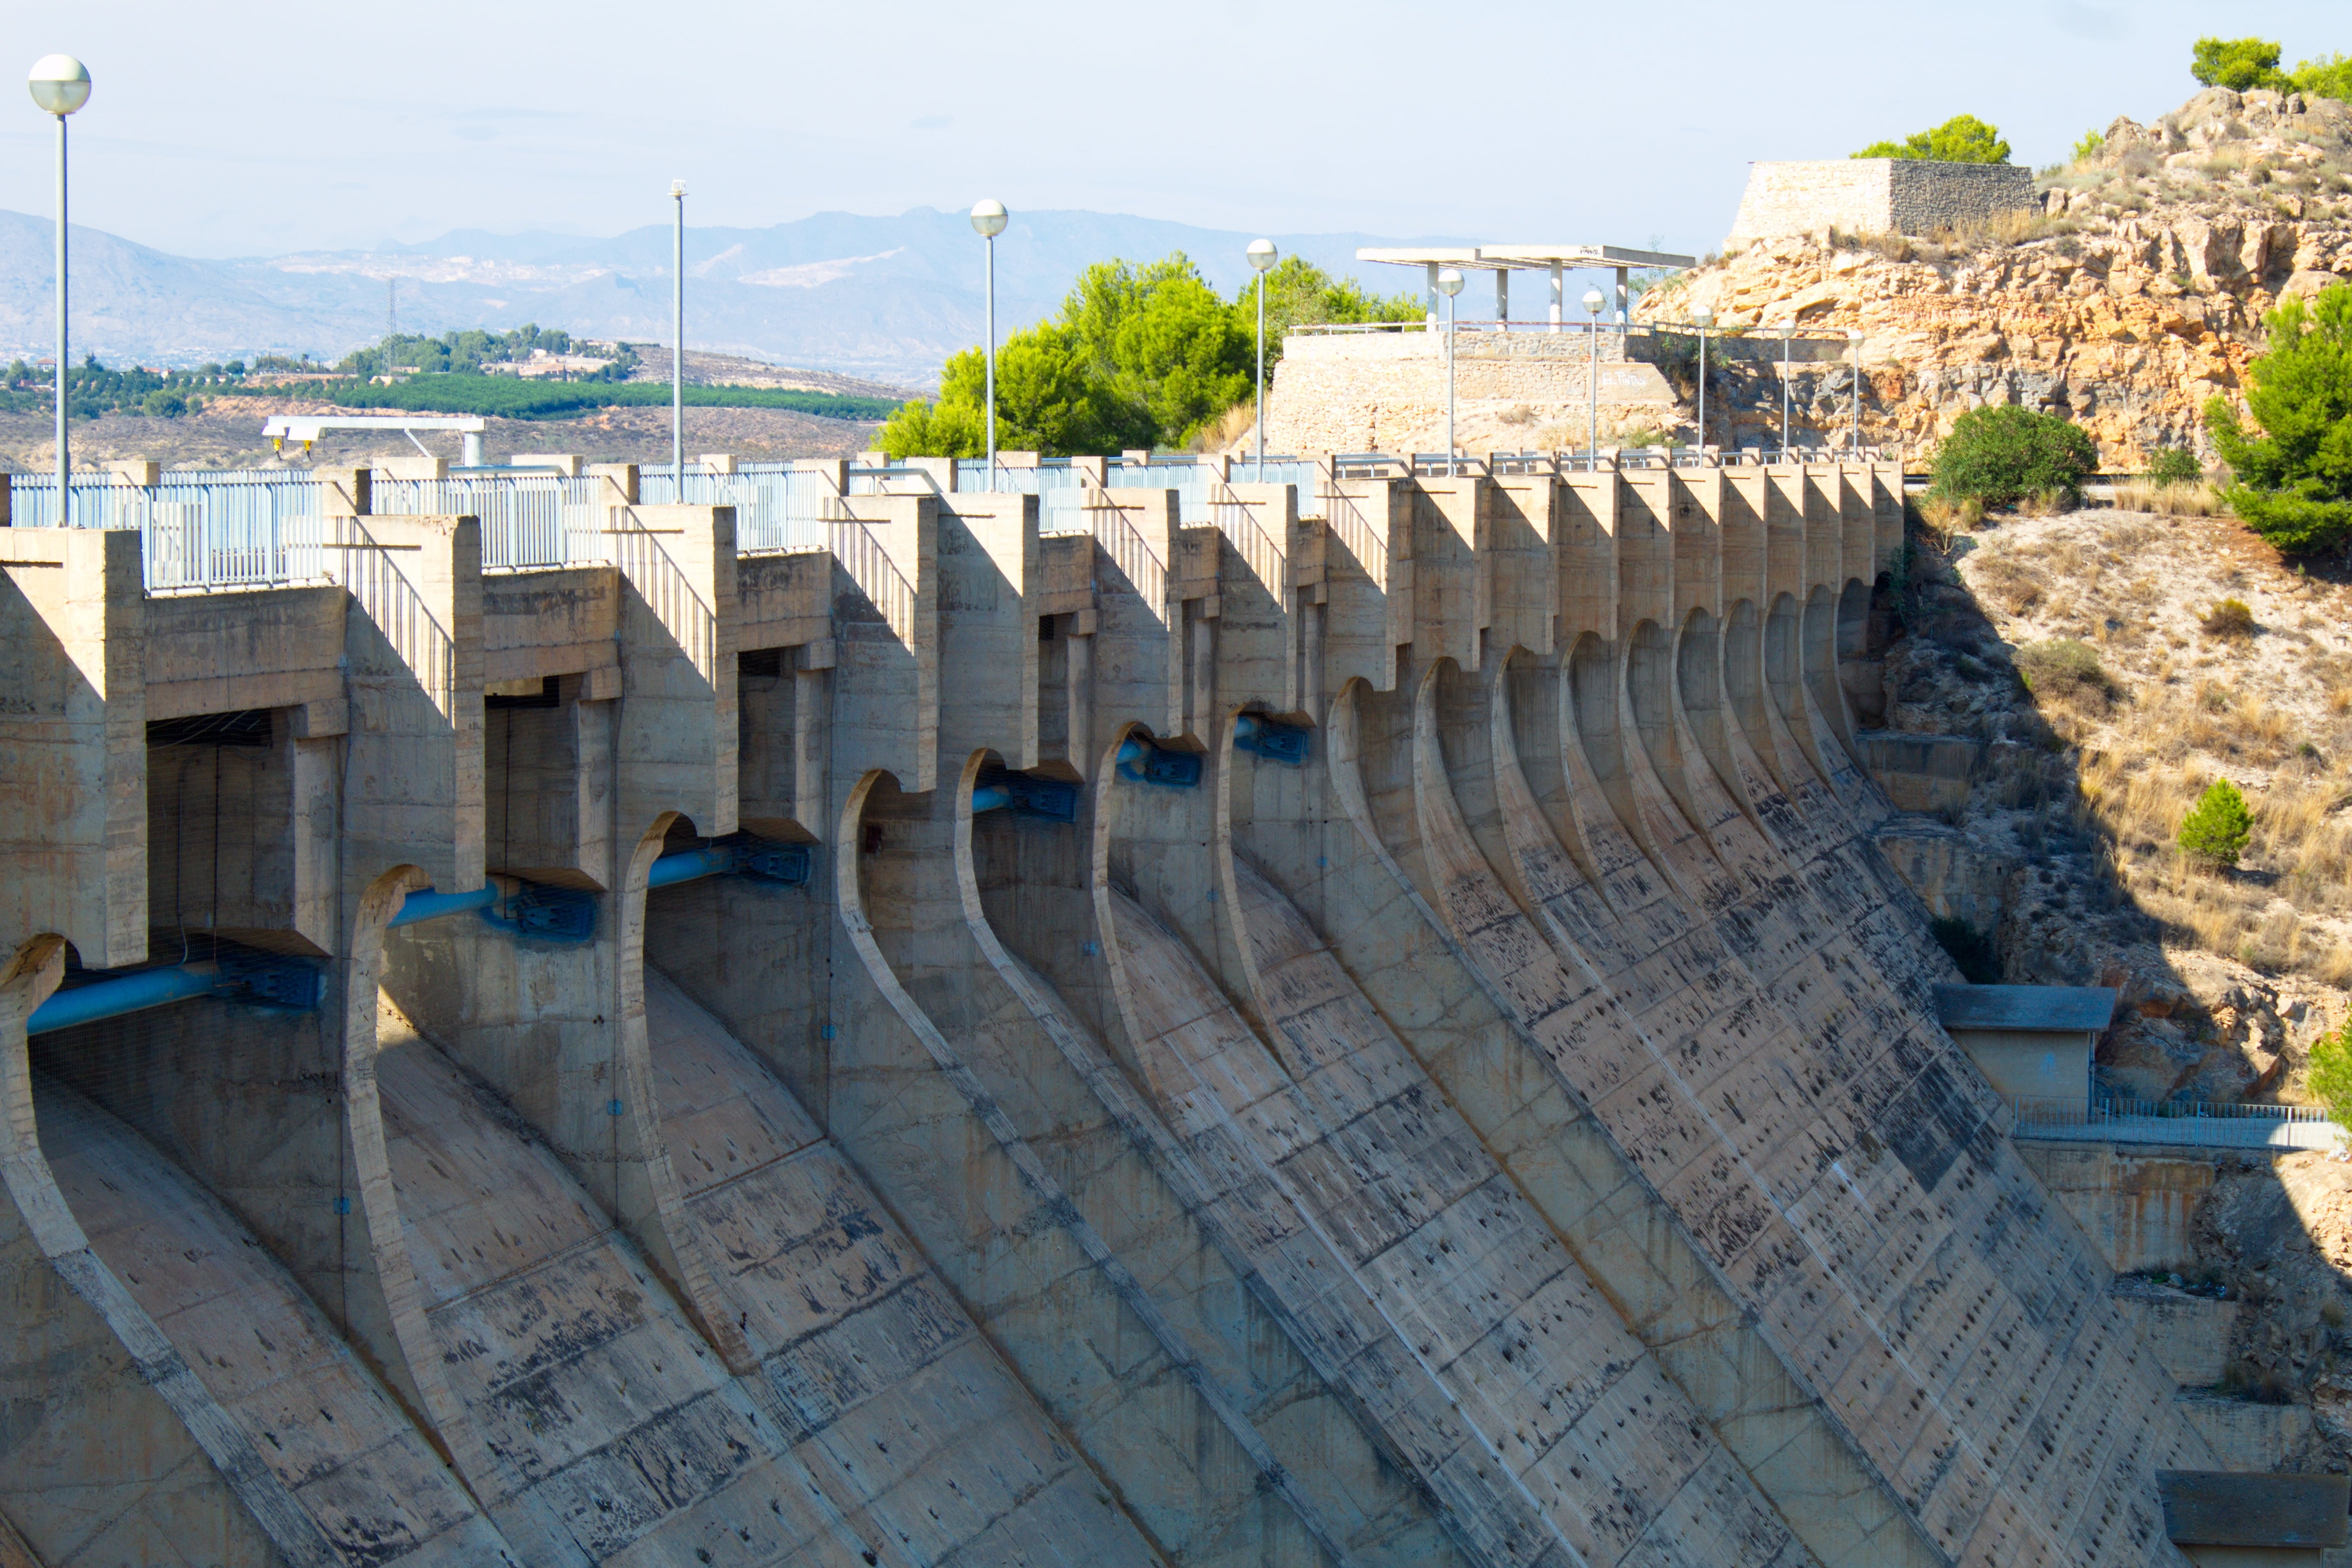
[637,464,831,554]
[10,471,333,592]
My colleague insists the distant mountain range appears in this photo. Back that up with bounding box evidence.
[0,208,1462,387]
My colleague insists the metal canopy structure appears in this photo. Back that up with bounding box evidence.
[1357,243,1699,328]
[262,413,489,465]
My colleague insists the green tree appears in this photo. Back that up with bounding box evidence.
[2292,53,2352,102]
[1932,404,2098,507]
[2178,778,2254,870]
[882,250,1414,458]
[2308,1021,2352,1125]
[2071,128,2107,163]
[2204,282,2352,555]
[2145,446,2202,483]
[2192,36,2290,92]
[1852,113,2012,164]
[142,388,187,418]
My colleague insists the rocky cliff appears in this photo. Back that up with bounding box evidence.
[1638,86,2352,468]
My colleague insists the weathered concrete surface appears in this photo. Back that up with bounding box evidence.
[0,454,2256,1566]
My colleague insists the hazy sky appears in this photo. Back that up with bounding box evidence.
[0,0,2343,261]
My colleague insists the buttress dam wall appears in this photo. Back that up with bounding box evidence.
[0,451,2241,1567]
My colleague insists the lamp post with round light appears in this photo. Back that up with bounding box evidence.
[670,179,686,493]
[1435,267,1465,477]
[1246,238,1277,480]
[971,200,1008,490]
[29,54,89,520]
[1689,308,1713,455]
[1582,287,1606,468]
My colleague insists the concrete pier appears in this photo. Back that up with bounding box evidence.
[0,450,2231,1566]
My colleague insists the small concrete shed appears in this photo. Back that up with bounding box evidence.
[1935,983,2117,1114]
[2158,1470,2351,1565]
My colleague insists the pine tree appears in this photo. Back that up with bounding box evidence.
[2177,779,2253,870]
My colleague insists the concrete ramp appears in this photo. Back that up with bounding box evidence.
[373,1009,855,1565]
[642,966,1159,1568]
[1103,872,1814,1568]
[1394,665,2213,1568]
[36,1072,512,1568]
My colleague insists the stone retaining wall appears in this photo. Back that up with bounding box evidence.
[1728,158,2036,247]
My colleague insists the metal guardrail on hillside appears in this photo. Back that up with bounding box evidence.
[2006,1095,2343,1150]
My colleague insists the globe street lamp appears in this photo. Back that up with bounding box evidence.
[1435,267,1465,477]
[971,200,1008,491]
[1582,287,1607,468]
[30,54,89,521]
[1781,324,1795,457]
[1246,238,1277,480]
[1689,308,1713,455]
[670,179,686,493]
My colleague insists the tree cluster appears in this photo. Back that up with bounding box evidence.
[1930,405,2098,508]
[878,253,1420,460]
[0,356,250,420]
[2205,283,2352,556]
[2190,36,2352,101]
[336,324,635,382]
[1851,113,2012,164]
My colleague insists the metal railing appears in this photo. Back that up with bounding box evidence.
[1092,499,1167,609]
[638,464,830,554]
[1209,482,1285,595]
[827,517,916,644]
[2006,1095,2342,1150]
[12,472,335,593]
[370,472,611,572]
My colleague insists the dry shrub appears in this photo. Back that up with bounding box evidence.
[2016,638,2118,713]
[1917,493,1983,545]
[1966,546,2042,615]
[2202,597,2257,638]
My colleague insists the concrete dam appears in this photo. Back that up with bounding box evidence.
[0,452,2235,1566]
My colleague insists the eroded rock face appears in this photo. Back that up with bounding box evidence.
[1637,87,2352,468]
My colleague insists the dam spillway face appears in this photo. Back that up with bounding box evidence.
[0,456,2212,1567]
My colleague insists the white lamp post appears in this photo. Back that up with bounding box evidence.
[670,179,686,494]
[1436,267,1465,477]
[1689,308,1713,455]
[1582,287,1606,468]
[1247,238,1277,481]
[30,54,89,522]
[971,200,1008,491]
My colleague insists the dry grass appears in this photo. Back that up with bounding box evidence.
[2110,479,2230,516]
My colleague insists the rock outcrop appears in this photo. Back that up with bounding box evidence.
[1638,87,2352,468]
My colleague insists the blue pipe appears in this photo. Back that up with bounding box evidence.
[646,845,736,889]
[26,845,789,1038]
[387,886,498,928]
[28,963,222,1036]
[971,784,1013,813]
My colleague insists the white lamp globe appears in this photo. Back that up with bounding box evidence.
[28,54,89,116]
[1581,287,1606,314]
[1246,238,1278,273]
[1689,307,1714,328]
[1435,267,1465,298]
[970,199,1008,239]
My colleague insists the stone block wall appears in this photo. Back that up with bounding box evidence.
[1266,330,1678,453]
[1727,158,2036,247]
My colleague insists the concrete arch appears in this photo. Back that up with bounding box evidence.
[1565,630,1654,858]
[1802,582,1860,764]
[1674,605,1767,838]
[1624,617,1711,844]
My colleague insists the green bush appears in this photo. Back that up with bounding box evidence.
[1933,404,2098,508]
[2145,446,2201,484]
[1852,113,2011,164]
[2309,1021,2352,1125]
[142,388,187,418]
[2206,283,2352,556]
[2178,778,2254,870]
[2071,128,2107,164]
[2014,638,2114,701]
[2193,37,2291,92]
